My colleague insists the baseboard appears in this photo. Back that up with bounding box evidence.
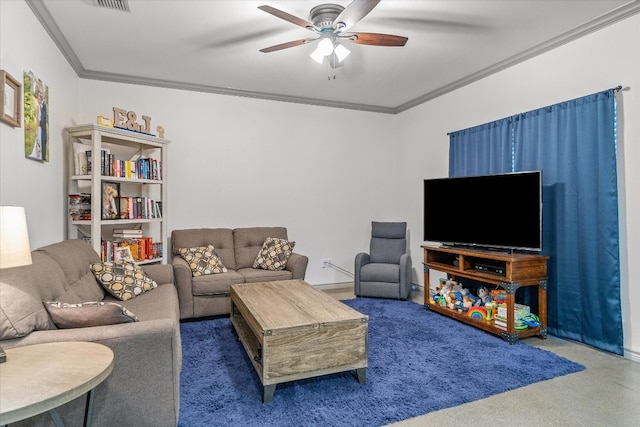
[314,282,353,291]
[624,347,640,364]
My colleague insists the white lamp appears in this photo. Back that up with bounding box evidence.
[0,206,32,269]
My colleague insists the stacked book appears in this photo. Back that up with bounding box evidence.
[112,228,142,239]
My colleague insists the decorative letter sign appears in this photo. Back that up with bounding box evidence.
[112,107,153,135]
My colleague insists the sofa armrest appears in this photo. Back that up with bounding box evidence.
[172,255,194,319]
[141,263,175,285]
[399,253,412,300]
[286,252,308,280]
[354,252,370,296]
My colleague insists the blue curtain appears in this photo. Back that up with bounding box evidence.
[448,89,622,355]
[449,117,514,177]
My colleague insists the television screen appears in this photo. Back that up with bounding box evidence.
[423,171,542,251]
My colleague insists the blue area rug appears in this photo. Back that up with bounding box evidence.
[179,297,584,426]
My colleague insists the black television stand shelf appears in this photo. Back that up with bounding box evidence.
[422,245,549,343]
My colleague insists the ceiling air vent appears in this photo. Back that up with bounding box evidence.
[92,0,130,12]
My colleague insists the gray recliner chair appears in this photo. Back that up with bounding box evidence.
[354,221,412,300]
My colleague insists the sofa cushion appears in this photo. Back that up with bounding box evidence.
[234,227,288,269]
[253,237,295,271]
[238,267,293,283]
[191,271,245,296]
[172,228,236,270]
[178,245,228,276]
[90,261,158,301]
[36,239,105,302]
[43,301,139,328]
[0,251,69,339]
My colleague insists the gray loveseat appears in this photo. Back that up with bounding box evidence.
[171,227,308,319]
[0,239,181,427]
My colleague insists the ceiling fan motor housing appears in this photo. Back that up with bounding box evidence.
[310,4,345,30]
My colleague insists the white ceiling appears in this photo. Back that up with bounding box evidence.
[28,0,640,113]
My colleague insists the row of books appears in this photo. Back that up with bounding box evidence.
[74,148,162,180]
[68,193,92,221]
[101,238,163,263]
[117,197,162,220]
[69,194,162,221]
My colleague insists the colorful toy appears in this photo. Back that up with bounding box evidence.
[467,306,487,320]
[475,286,492,306]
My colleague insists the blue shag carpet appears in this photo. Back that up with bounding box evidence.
[179,297,584,426]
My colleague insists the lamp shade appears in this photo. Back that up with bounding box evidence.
[0,206,32,269]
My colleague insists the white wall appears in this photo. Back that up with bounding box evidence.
[0,0,79,249]
[397,14,640,358]
[75,82,400,283]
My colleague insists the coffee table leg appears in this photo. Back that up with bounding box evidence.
[356,368,366,383]
[263,384,276,403]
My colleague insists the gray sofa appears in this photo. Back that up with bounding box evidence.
[171,227,308,319]
[0,239,181,427]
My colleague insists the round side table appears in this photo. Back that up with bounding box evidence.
[0,341,114,427]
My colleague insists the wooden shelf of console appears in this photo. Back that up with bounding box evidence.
[422,245,549,343]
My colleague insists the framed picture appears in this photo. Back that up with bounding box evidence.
[114,246,134,263]
[101,182,121,220]
[0,70,21,128]
[23,70,49,162]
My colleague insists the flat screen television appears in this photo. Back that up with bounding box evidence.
[423,171,542,251]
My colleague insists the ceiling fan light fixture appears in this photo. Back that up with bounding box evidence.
[310,37,335,64]
[310,48,326,64]
[334,43,350,62]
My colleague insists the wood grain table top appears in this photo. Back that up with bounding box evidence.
[0,341,114,425]
[231,279,367,333]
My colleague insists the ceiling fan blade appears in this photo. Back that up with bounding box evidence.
[333,0,381,32]
[345,32,408,46]
[259,38,317,53]
[258,5,316,31]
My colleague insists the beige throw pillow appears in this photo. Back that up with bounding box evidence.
[253,237,295,271]
[178,244,227,276]
[90,261,158,301]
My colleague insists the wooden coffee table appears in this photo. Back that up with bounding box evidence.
[230,279,368,403]
[0,341,114,426]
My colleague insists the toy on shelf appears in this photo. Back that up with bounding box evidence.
[475,286,492,306]
[467,306,487,320]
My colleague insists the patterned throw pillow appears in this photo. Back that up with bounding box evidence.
[253,237,295,271]
[90,261,158,301]
[44,301,139,329]
[178,244,227,276]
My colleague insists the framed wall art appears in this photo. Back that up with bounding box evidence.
[101,182,121,220]
[23,70,49,162]
[0,70,22,128]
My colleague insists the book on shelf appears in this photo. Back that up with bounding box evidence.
[71,145,161,180]
[113,228,142,235]
[113,228,143,239]
[68,193,92,220]
[102,238,162,263]
[494,318,508,330]
[115,196,161,220]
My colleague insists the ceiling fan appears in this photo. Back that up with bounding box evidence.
[258,0,408,71]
